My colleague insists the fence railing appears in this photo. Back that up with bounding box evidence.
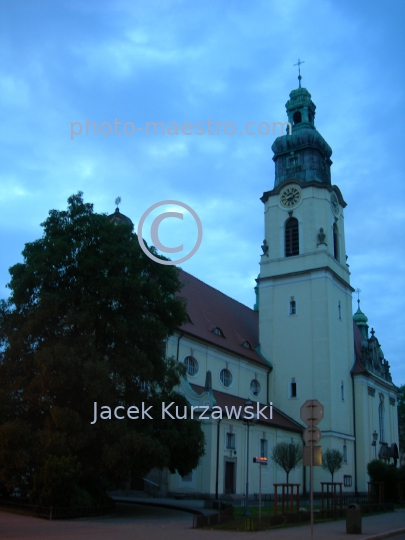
[192,502,395,530]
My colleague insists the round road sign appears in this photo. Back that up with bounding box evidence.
[303,426,322,445]
[300,399,324,426]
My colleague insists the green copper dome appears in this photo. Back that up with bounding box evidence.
[353,301,369,339]
[272,86,333,187]
[272,127,332,161]
[353,306,368,324]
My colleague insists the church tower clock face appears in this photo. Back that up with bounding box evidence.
[280,186,302,208]
[330,192,339,216]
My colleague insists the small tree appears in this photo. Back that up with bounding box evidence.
[271,442,303,483]
[322,449,343,482]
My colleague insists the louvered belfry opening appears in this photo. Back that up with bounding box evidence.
[285,217,299,257]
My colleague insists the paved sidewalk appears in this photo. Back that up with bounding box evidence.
[1,502,404,539]
[112,496,405,539]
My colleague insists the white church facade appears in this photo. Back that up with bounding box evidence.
[142,82,399,497]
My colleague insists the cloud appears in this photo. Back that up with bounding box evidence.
[0,0,404,383]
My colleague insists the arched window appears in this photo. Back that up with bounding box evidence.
[260,438,268,458]
[290,379,297,398]
[333,223,339,260]
[290,298,296,315]
[184,356,199,376]
[293,111,302,124]
[285,218,299,257]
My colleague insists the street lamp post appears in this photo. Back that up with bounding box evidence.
[243,398,256,517]
[371,430,378,458]
[215,418,221,500]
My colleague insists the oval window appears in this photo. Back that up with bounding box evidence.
[220,368,233,388]
[250,379,261,397]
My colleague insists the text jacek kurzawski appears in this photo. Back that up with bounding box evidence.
[90,401,273,424]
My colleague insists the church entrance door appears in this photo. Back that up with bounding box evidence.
[224,460,236,494]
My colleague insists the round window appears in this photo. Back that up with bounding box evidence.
[184,356,199,376]
[250,379,261,397]
[220,368,233,388]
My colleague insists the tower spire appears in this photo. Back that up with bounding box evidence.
[270,78,333,187]
[294,58,305,88]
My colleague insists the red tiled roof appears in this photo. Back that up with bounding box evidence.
[190,384,303,433]
[177,270,368,379]
[177,270,268,367]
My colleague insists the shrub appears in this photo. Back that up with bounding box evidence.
[30,455,92,508]
[367,459,398,502]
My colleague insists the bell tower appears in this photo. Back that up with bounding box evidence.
[258,76,355,483]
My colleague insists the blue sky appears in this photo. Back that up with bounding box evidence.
[1,0,404,385]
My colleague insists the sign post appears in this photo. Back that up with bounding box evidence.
[300,400,324,540]
[253,456,267,524]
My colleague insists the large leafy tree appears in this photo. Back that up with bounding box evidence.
[0,193,204,502]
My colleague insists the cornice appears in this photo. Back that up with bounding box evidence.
[261,179,347,207]
[257,265,355,293]
[351,369,398,393]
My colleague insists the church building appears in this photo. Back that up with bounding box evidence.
[118,79,400,497]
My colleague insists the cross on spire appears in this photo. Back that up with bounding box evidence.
[356,287,361,306]
[294,58,305,88]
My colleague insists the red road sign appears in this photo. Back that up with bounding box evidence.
[300,399,324,426]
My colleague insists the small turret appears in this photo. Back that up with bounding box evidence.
[353,298,369,339]
[107,197,134,229]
